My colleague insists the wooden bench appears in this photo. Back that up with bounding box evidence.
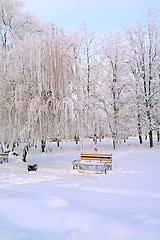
[72,153,112,174]
[0,153,9,164]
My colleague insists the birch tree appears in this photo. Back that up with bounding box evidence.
[98,31,131,149]
[77,22,100,139]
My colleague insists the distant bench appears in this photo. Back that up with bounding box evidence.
[0,153,9,164]
[72,153,112,174]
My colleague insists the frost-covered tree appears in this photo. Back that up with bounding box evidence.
[0,0,25,48]
[98,31,131,149]
[126,10,160,147]
[0,0,47,150]
[0,0,25,150]
[1,2,160,153]
[76,22,100,139]
[4,22,79,150]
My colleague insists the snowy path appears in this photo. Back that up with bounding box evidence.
[0,140,160,240]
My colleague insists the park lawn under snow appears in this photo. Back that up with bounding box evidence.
[0,138,160,240]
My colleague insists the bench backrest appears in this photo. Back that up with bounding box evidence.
[81,153,112,162]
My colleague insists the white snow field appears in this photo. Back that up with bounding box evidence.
[0,138,160,240]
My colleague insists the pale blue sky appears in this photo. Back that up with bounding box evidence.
[24,0,160,33]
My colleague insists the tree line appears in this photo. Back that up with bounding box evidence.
[0,0,160,151]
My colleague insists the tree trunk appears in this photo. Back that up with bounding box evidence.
[157,130,159,142]
[57,139,60,147]
[145,134,147,140]
[74,135,79,144]
[137,113,143,144]
[22,146,27,162]
[93,134,97,144]
[1,145,4,153]
[113,139,116,150]
[41,139,46,153]
[149,130,153,148]
[139,134,143,144]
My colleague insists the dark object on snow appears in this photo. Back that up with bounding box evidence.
[27,164,38,171]
[12,152,18,156]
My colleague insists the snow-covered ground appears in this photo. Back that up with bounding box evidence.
[0,138,160,240]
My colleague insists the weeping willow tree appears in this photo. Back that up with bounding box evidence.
[1,21,83,151]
